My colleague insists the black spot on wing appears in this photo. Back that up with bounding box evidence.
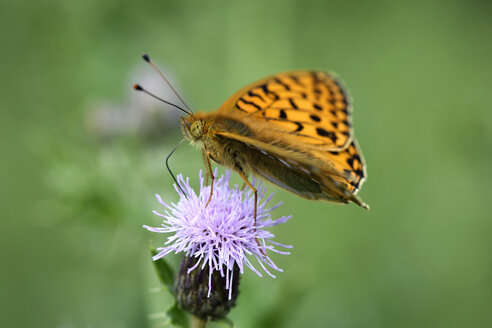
[310,71,320,82]
[275,78,291,91]
[310,114,321,122]
[238,98,262,111]
[289,74,304,87]
[279,109,287,119]
[259,83,279,101]
[354,168,364,177]
[289,98,298,109]
[236,102,248,112]
[346,157,354,168]
[247,90,265,102]
[316,128,329,136]
[316,128,337,143]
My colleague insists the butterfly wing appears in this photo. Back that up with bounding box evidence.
[214,130,368,209]
[215,70,368,208]
[218,71,353,151]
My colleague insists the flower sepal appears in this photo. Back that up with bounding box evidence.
[149,245,189,327]
[165,301,189,328]
[149,243,176,292]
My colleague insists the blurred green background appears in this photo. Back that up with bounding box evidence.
[2,0,491,327]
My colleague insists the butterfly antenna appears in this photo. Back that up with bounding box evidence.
[166,138,187,197]
[133,84,191,116]
[142,54,193,114]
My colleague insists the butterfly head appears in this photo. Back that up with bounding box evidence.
[180,114,205,143]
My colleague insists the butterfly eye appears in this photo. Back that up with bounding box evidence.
[190,121,204,139]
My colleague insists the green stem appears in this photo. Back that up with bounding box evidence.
[191,315,207,328]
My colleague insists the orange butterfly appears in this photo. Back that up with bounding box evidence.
[135,56,368,223]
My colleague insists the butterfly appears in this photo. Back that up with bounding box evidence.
[135,56,369,224]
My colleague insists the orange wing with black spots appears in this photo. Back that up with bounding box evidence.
[219,71,353,151]
[317,140,366,194]
[210,71,368,208]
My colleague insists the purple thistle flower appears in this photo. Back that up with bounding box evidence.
[144,169,292,300]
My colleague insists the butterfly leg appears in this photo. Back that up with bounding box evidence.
[238,171,257,221]
[238,171,265,255]
[204,152,215,208]
[202,148,210,186]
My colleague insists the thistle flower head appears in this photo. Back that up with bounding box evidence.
[144,169,292,300]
